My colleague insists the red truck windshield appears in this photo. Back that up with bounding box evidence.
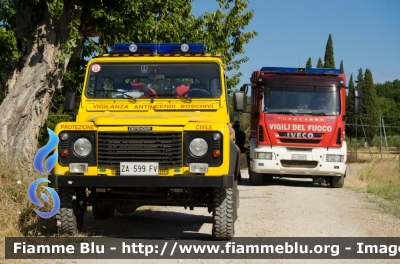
[263,86,340,116]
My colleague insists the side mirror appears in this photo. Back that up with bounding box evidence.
[353,89,362,115]
[240,84,249,94]
[233,91,247,112]
[64,92,76,112]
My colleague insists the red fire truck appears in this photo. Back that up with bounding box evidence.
[233,67,362,187]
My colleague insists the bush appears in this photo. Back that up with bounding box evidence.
[347,136,400,149]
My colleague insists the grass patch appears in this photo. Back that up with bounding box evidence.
[0,152,57,238]
[355,160,400,218]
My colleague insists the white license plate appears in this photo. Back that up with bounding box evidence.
[120,162,159,176]
[291,154,307,160]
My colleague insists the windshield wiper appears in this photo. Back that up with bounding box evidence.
[310,112,326,116]
[179,95,192,102]
[120,91,137,102]
[268,111,296,115]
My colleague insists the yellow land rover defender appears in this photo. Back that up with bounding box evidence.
[49,43,242,240]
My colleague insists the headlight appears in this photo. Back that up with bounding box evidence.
[60,132,68,140]
[73,138,92,157]
[255,152,273,160]
[189,138,208,157]
[326,154,344,162]
[212,133,221,141]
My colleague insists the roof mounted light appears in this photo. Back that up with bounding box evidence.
[260,67,342,75]
[305,68,342,74]
[158,43,206,55]
[112,43,207,56]
[114,43,158,55]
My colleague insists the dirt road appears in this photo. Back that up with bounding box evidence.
[79,163,399,239]
[5,163,400,263]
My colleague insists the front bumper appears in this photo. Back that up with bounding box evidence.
[48,174,234,188]
[251,143,347,177]
[251,159,345,177]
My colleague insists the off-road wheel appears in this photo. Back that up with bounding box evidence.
[331,175,344,188]
[56,187,83,234]
[249,171,263,185]
[212,187,235,240]
[92,204,115,220]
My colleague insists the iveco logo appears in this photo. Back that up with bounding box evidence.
[128,127,152,131]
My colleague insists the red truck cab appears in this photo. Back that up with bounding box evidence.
[233,67,361,187]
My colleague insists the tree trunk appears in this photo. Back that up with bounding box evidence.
[0,3,82,174]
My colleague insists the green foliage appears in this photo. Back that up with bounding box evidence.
[0,0,17,28]
[345,73,357,138]
[58,18,80,61]
[317,58,323,68]
[376,97,400,136]
[1,0,256,90]
[0,27,18,103]
[1,0,257,145]
[323,34,335,68]
[306,57,312,68]
[38,109,71,147]
[47,0,64,18]
[376,79,400,102]
[374,79,400,136]
[348,73,355,88]
[359,69,379,141]
[369,134,400,148]
[340,60,344,73]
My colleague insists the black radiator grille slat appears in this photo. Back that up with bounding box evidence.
[280,139,320,144]
[98,132,182,167]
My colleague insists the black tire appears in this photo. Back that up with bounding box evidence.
[56,187,83,234]
[331,175,344,188]
[232,180,239,222]
[212,187,235,240]
[92,204,115,220]
[249,171,263,185]
[264,174,273,183]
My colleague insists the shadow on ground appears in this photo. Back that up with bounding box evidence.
[80,207,213,239]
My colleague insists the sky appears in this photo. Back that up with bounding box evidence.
[192,0,400,86]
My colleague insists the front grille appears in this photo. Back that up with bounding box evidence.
[281,160,318,168]
[280,139,320,144]
[98,132,182,167]
[286,147,312,152]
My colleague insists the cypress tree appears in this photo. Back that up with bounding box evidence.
[348,73,354,88]
[354,68,364,141]
[345,73,356,139]
[356,68,364,89]
[317,58,323,68]
[340,60,344,73]
[361,69,379,142]
[306,57,312,68]
[323,34,335,68]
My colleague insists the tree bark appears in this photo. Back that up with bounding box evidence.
[0,2,82,174]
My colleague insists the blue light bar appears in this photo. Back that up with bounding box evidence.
[260,67,299,73]
[260,67,342,74]
[114,43,158,55]
[113,43,207,55]
[159,43,206,55]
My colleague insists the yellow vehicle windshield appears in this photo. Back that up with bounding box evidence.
[85,62,222,100]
